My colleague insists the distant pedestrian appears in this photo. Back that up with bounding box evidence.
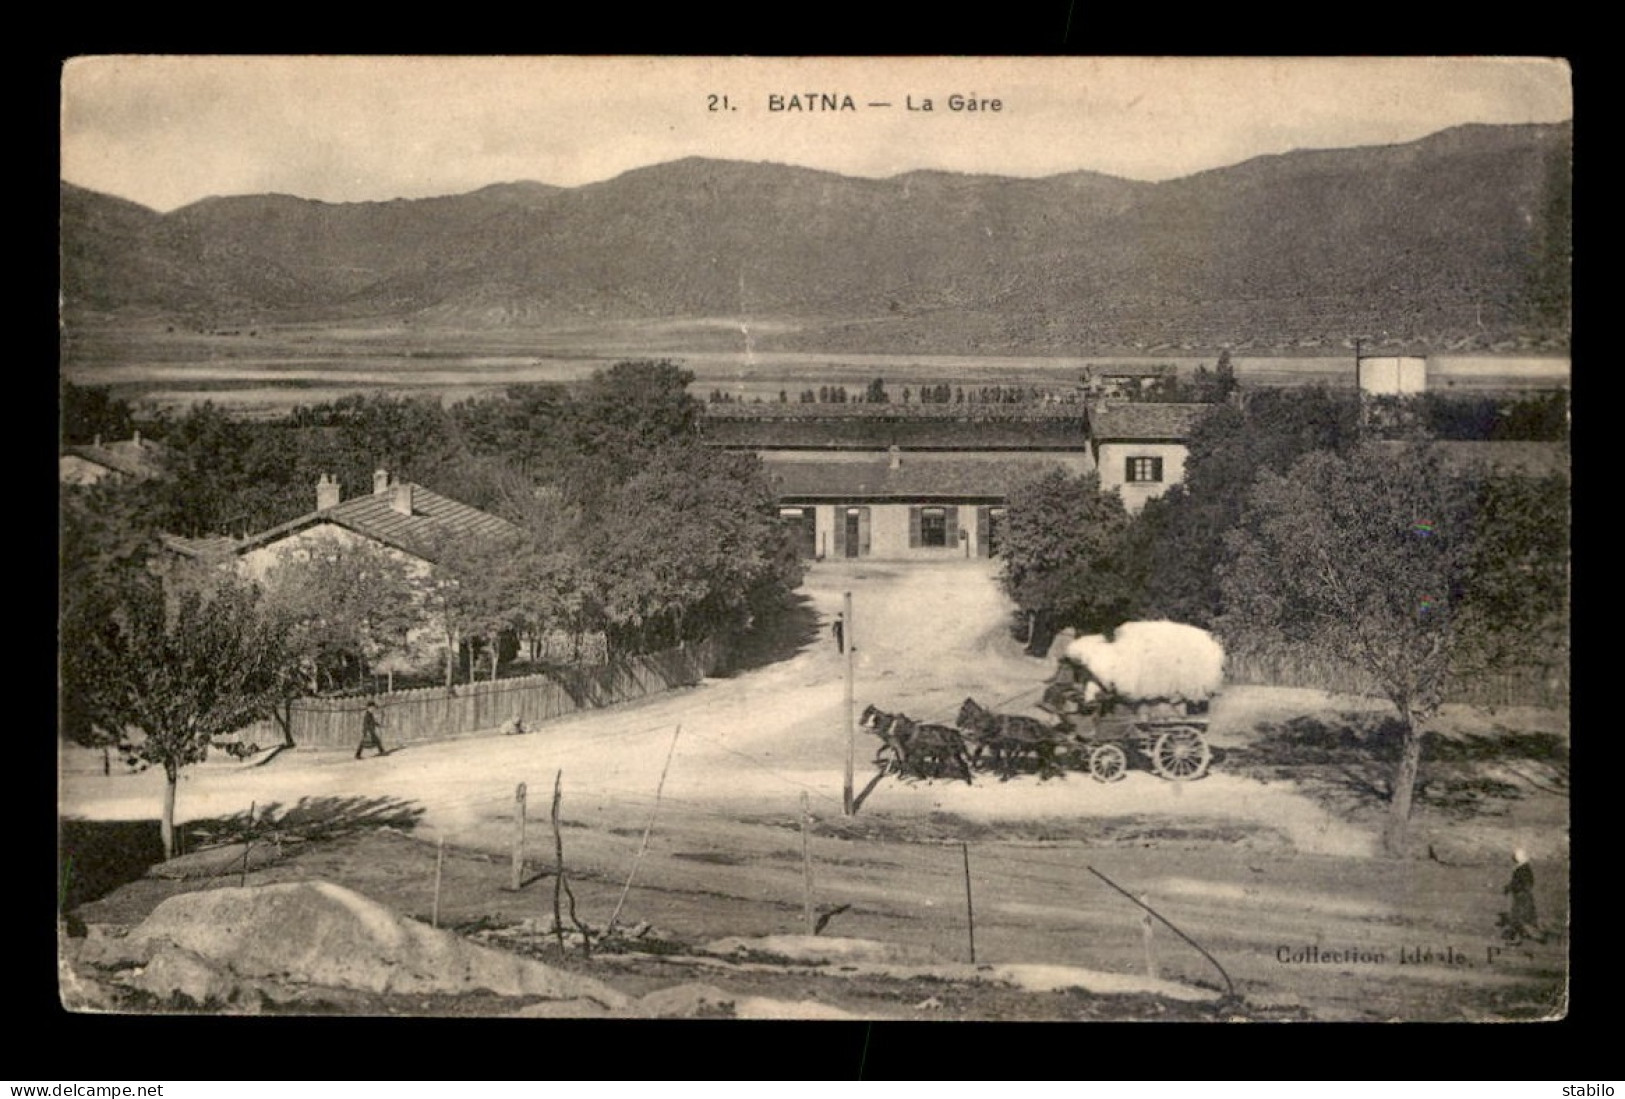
[356,700,388,759]
[1500,847,1539,943]
[832,612,845,654]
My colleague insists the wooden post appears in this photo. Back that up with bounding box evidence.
[606,726,682,935]
[551,769,566,956]
[432,836,445,929]
[843,590,855,816]
[961,842,977,964]
[1140,893,1158,980]
[548,772,591,960]
[800,791,815,935]
[240,801,255,888]
[509,783,528,891]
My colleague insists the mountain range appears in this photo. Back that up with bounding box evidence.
[59,121,1571,353]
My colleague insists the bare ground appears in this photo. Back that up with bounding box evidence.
[58,560,1569,1021]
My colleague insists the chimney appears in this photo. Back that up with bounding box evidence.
[373,468,390,495]
[391,481,413,516]
[888,444,902,470]
[316,473,341,511]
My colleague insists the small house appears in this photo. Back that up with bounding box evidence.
[1087,403,1212,513]
[1078,364,1178,400]
[59,432,165,486]
[162,469,520,670]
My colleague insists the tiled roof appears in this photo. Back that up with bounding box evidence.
[1087,403,1214,442]
[160,533,243,559]
[60,438,166,480]
[705,418,1088,450]
[164,483,519,563]
[764,456,1072,500]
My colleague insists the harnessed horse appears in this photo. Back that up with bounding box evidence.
[956,698,1068,781]
[860,704,974,785]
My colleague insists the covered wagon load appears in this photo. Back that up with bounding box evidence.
[1059,621,1225,706]
[1043,621,1226,783]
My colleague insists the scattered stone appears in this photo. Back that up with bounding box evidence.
[914,996,944,1011]
[58,957,121,1012]
[700,935,941,966]
[735,996,866,1020]
[638,983,738,1019]
[507,998,624,1018]
[75,927,150,970]
[126,944,248,1008]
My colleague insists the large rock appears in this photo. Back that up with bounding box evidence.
[120,881,630,1008]
[126,944,265,1010]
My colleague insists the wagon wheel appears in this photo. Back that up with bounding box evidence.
[1088,743,1129,784]
[1151,727,1212,781]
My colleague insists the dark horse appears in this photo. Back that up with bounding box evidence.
[956,698,1067,781]
[860,704,974,785]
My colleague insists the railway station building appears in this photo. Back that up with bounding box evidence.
[703,409,1094,560]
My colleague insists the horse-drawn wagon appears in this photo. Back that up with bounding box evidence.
[863,621,1224,786]
[1039,621,1224,783]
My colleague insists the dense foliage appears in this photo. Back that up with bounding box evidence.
[1217,444,1569,855]
[64,565,297,856]
[61,381,136,445]
[64,361,803,699]
[998,470,1139,649]
[1134,387,1363,626]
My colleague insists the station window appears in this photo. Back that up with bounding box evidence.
[920,507,948,547]
[1125,456,1164,483]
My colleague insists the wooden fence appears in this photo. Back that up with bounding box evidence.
[240,636,725,751]
[1224,648,1569,710]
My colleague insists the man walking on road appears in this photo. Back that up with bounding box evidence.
[356,699,388,759]
[832,612,845,654]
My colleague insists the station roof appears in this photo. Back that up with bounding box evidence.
[764,456,1071,501]
[1086,403,1214,443]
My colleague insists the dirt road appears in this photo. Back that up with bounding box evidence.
[61,561,1374,849]
[60,560,1569,1020]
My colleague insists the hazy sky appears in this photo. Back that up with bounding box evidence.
[61,56,1572,213]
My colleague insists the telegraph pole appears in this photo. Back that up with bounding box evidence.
[843,590,856,816]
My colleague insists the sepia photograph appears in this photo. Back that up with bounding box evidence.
[57,55,1571,1023]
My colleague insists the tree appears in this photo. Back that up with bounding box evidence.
[59,485,166,771]
[259,538,426,695]
[66,568,295,857]
[1213,349,1238,402]
[1135,388,1360,626]
[1216,444,1567,856]
[866,378,889,404]
[415,529,535,686]
[541,360,702,509]
[999,470,1140,652]
[61,382,135,445]
[592,445,802,653]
